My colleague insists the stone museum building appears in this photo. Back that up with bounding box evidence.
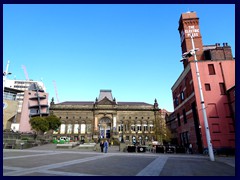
[49,90,162,144]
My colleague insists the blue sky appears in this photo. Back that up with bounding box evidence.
[3,4,235,112]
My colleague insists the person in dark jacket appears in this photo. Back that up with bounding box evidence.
[100,140,104,152]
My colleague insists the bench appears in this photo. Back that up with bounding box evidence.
[78,143,96,150]
[56,142,79,149]
[56,144,74,149]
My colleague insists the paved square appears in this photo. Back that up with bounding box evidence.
[3,146,235,176]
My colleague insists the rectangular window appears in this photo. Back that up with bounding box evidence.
[180,91,185,101]
[205,83,211,91]
[143,125,148,131]
[149,125,153,132]
[177,113,181,127]
[125,124,128,131]
[175,97,179,106]
[212,124,220,133]
[208,64,216,75]
[229,123,235,133]
[219,83,226,95]
[212,140,221,147]
[137,125,142,132]
[118,125,123,132]
[224,103,231,117]
[208,103,218,118]
[183,109,187,124]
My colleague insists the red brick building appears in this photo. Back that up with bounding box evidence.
[169,11,235,154]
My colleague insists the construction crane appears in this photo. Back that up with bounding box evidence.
[53,80,60,103]
[21,65,29,81]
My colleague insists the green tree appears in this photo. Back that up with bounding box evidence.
[29,116,49,135]
[154,111,172,144]
[45,115,61,131]
[29,115,61,135]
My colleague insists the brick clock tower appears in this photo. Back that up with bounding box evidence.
[178,11,204,68]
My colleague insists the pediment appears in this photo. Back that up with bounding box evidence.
[98,97,115,105]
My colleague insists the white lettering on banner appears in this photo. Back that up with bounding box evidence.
[184,26,200,39]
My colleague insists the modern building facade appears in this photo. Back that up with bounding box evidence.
[5,79,46,112]
[19,83,49,132]
[169,11,235,153]
[49,90,162,144]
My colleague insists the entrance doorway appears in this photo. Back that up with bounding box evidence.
[99,117,111,139]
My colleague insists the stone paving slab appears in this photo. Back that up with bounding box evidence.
[3,152,99,168]
[3,151,48,158]
[3,145,235,176]
[22,172,60,176]
[52,155,156,176]
[160,157,235,176]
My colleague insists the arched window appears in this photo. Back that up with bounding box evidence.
[60,124,66,134]
[67,124,72,134]
[80,122,86,134]
[100,117,111,124]
[143,121,148,132]
[118,124,123,132]
[131,124,135,132]
[74,123,79,134]
[149,124,154,132]
[86,122,92,133]
[137,124,142,132]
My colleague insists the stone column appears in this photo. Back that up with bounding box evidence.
[94,117,98,131]
[64,124,67,135]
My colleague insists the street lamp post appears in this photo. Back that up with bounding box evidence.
[3,60,12,92]
[182,34,215,161]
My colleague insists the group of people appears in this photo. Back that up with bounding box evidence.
[100,140,109,153]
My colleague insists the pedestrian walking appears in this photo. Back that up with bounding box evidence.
[100,140,104,153]
[104,140,109,153]
[189,143,193,154]
[152,145,156,153]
